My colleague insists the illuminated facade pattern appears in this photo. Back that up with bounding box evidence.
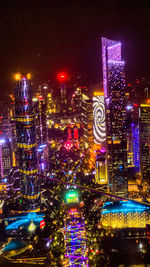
[132,123,140,172]
[101,201,150,228]
[93,93,106,144]
[140,104,150,183]
[102,37,127,196]
[14,74,40,210]
[64,208,88,266]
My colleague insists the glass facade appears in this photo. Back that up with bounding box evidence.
[140,104,150,184]
[102,38,128,196]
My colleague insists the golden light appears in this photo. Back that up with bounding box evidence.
[93,91,104,96]
[15,73,21,81]
[27,73,31,79]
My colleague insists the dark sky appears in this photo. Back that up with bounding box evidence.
[0,0,150,99]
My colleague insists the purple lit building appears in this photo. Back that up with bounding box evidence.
[132,123,140,172]
[102,37,128,196]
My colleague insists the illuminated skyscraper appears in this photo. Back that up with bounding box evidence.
[126,105,140,173]
[93,91,106,145]
[93,91,107,185]
[58,72,68,113]
[0,138,12,179]
[140,103,150,185]
[14,73,40,210]
[102,37,127,196]
[32,94,47,146]
[82,93,93,148]
[132,123,140,172]
[71,87,82,113]
[95,149,107,184]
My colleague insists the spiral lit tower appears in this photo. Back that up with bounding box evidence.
[14,73,40,210]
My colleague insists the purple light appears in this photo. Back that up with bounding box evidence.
[41,162,45,170]
[107,43,121,50]
[132,124,140,172]
[0,139,5,144]
[126,105,133,110]
[39,144,46,149]
[108,60,125,64]
[65,254,88,260]
[65,209,89,266]
[100,148,106,153]
[102,38,123,97]
[46,240,51,248]
[102,37,127,194]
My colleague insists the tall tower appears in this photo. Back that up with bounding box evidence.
[140,103,150,186]
[57,72,68,113]
[102,37,128,196]
[93,91,107,185]
[82,93,93,148]
[14,73,40,210]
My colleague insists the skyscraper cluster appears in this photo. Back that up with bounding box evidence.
[0,36,150,214]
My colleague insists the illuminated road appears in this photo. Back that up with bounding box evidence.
[63,208,89,266]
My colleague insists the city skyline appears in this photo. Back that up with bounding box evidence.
[0,2,150,265]
[0,0,150,100]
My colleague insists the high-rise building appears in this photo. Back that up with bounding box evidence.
[0,137,12,179]
[14,73,40,210]
[93,91,106,145]
[58,72,68,113]
[32,94,47,146]
[102,37,128,196]
[93,91,107,185]
[0,115,16,169]
[0,117,12,138]
[140,103,150,186]
[95,149,107,184]
[71,87,82,113]
[81,93,93,148]
[132,123,140,173]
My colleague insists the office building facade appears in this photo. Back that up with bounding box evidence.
[140,103,150,185]
[102,37,128,196]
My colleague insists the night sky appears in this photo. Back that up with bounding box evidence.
[0,0,150,99]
